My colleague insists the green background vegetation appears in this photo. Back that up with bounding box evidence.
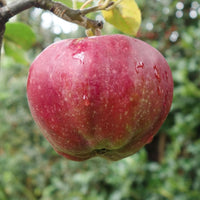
[0,0,200,199]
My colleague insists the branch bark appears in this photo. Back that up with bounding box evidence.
[0,0,105,29]
[0,0,6,63]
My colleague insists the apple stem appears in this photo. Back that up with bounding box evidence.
[85,21,103,37]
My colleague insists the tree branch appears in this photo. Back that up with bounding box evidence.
[35,0,102,30]
[0,0,6,63]
[0,0,35,22]
[0,0,105,29]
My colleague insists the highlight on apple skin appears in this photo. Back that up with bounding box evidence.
[27,34,173,161]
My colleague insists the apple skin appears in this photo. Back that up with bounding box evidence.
[27,34,173,161]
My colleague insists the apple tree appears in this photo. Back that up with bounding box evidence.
[0,0,200,199]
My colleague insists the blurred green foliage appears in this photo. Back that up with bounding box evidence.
[0,0,200,199]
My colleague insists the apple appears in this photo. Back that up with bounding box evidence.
[27,34,173,161]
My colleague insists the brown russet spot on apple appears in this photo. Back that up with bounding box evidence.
[27,34,173,161]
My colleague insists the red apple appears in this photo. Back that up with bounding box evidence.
[27,34,173,161]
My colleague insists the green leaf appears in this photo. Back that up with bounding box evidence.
[102,0,141,36]
[4,41,29,65]
[54,0,73,7]
[4,22,36,50]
